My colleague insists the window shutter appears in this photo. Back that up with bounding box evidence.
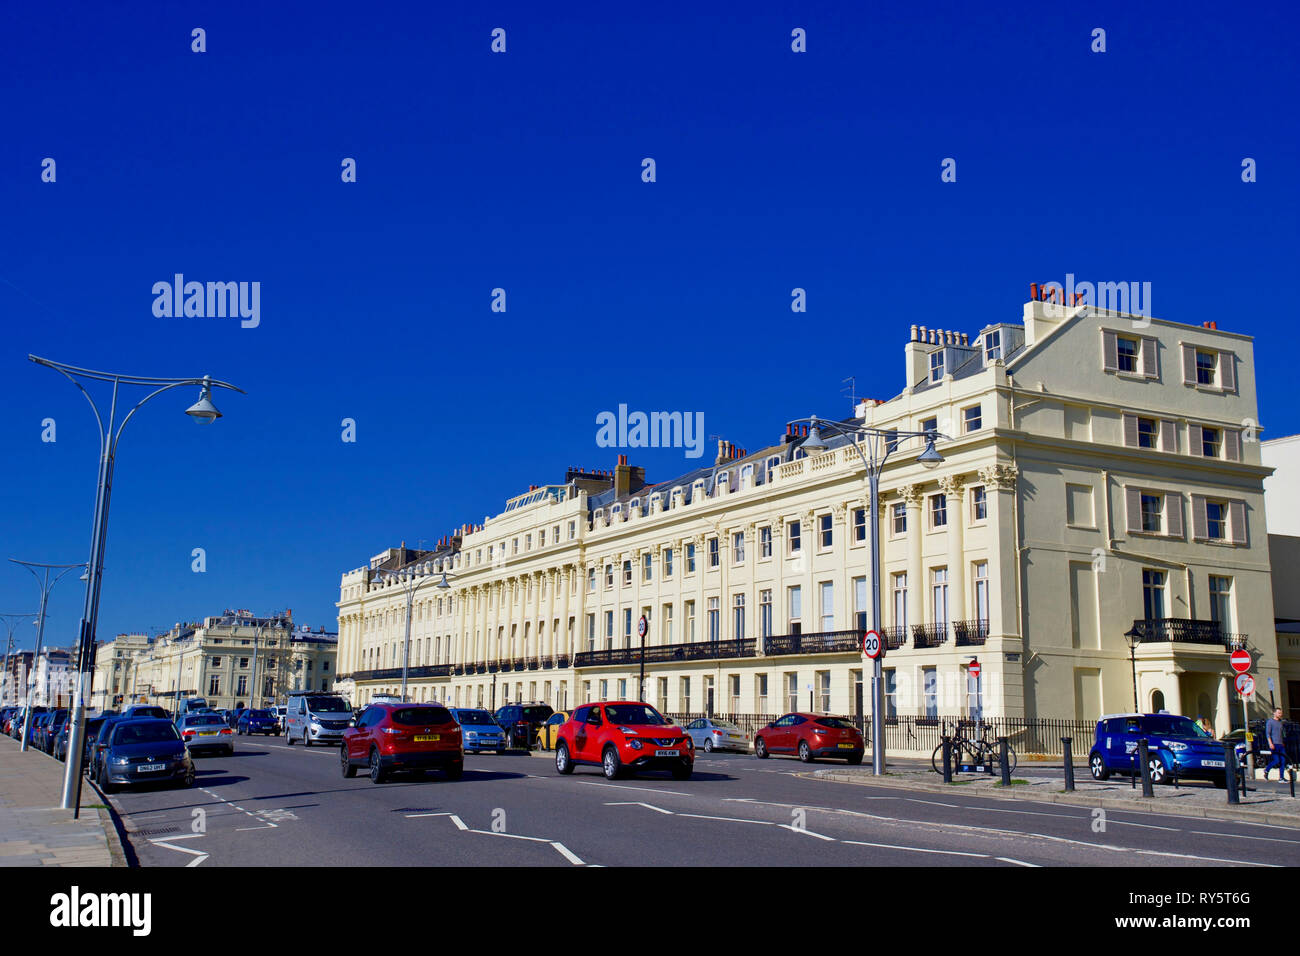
[1141,336,1159,378]
[1102,330,1119,372]
[1181,344,1197,385]
[1219,351,1237,393]
[1188,424,1203,456]
[1224,428,1242,461]
[1165,493,1183,538]
[1159,419,1176,453]
[1125,486,1141,532]
[1228,500,1247,545]
[1190,495,1208,540]
[1122,413,1138,447]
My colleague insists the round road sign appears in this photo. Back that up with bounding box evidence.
[637,615,648,639]
[970,660,982,679]
[1235,673,1255,697]
[1230,649,1251,674]
[861,630,883,660]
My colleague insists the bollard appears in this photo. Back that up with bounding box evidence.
[1138,738,1154,798]
[998,737,1011,786]
[1062,737,1075,791]
[1224,741,1239,805]
[1130,752,1137,789]
[941,736,952,784]
[1290,766,1296,799]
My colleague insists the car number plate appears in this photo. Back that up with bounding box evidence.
[139,763,166,772]
[654,749,679,757]
[1201,759,1225,768]
[414,735,440,742]
[837,743,855,748]
[199,731,217,736]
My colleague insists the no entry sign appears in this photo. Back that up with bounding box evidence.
[1230,649,1251,674]
[970,660,982,679]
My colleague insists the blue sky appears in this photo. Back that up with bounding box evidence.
[0,0,1296,649]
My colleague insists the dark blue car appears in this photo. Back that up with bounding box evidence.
[1089,713,1230,787]
[96,718,195,793]
[237,708,280,736]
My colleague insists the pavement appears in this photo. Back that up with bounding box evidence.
[0,733,125,867]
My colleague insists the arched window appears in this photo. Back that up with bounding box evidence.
[1151,690,1166,713]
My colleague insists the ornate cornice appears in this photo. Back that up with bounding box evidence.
[978,463,1018,491]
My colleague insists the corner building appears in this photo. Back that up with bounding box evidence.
[336,295,1281,733]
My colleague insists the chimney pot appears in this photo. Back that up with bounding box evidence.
[910,324,918,341]
[1030,282,1039,300]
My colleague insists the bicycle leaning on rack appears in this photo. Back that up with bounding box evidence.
[930,719,1018,774]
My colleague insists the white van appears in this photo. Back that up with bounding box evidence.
[284,692,353,746]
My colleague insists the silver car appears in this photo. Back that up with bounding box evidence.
[686,717,750,753]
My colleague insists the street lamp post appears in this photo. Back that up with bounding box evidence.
[380,562,447,702]
[1124,626,1142,712]
[787,415,945,776]
[30,355,242,815]
[8,561,86,751]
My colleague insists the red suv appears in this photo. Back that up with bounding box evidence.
[754,713,864,764]
[341,702,463,783]
[554,701,693,780]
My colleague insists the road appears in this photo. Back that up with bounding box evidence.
[97,739,1300,867]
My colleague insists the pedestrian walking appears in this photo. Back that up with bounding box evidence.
[1264,708,1287,780]
[1197,715,1214,737]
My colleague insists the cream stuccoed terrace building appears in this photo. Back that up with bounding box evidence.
[335,293,1281,734]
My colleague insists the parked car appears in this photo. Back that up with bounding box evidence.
[47,712,73,759]
[88,716,132,779]
[685,717,750,753]
[123,705,170,721]
[69,712,118,766]
[341,702,463,783]
[554,701,693,780]
[754,713,865,764]
[95,718,195,793]
[535,711,570,751]
[237,709,280,736]
[285,692,353,747]
[448,708,506,753]
[1089,713,1231,786]
[178,713,236,756]
[493,703,554,750]
[34,711,64,753]
[272,705,287,731]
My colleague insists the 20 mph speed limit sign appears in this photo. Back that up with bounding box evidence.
[862,630,884,660]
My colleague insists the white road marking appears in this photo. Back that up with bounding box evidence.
[1105,819,1179,831]
[552,843,585,865]
[778,824,835,841]
[405,812,453,818]
[415,813,586,865]
[605,801,674,814]
[149,833,209,867]
[906,799,961,808]
[1188,830,1300,845]
[579,781,690,796]
[842,840,985,858]
[450,815,468,830]
[996,857,1040,867]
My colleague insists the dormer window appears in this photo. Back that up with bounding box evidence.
[1195,350,1217,386]
[1116,336,1139,373]
[765,456,780,481]
[629,498,640,516]
[716,471,728,494]
[984,330,1002,362]
[929,350,945,383]
[740,463,754,485]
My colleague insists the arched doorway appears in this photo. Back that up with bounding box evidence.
[1151,689,1166,713]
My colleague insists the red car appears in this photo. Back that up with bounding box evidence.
[341,702,463,783]
[754,713,864,764]
[554,701,693,780]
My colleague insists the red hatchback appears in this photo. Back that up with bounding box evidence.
[341,702,463,783]
[554,701,693,780]
[754,713,864,764]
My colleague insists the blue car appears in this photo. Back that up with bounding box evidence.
[237,709,280,736]
[1089,713,1231,787]
[448,708,506,754]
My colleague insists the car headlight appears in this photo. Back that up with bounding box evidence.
[111,756,129,765]
[684,738,694,750]
[627,739,643,750]
[1164,741,1188,752]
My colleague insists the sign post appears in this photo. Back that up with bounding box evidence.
[637,615,648,703]
[1236,669,1256,783]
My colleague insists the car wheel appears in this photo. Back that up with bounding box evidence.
[181,765,195,788]
[340,744,357,778]
[1148,758,1168,785]
[444,761,464,781]
[755,737,769,759]
[286,731,294,746]
[1089,752,1110,780]
[703,738,714,753]
[602,746,623,780]
[98,765,117,795]
[798,740,814,763]
[303,730,312,747]
[368,748,387,784]
[555,742,574,775]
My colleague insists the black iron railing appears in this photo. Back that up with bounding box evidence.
[953,620,988,646]
[763,630,861,656]
[881,625,908,649]
[342,664,452,683]
[911,623,948,648]
[1129,618,1234,648]
[573,638,756,669]
[864,715,1100,756]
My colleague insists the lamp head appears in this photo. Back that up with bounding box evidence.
[185,377,222,424]
[801,416,829,456]
[917,434,944,470]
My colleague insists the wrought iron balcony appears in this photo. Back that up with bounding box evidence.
[1128,618,1234,648]
[881,625,908,649]
[911,623,948,649]
[952,620,988,647]
[573,638,756,669]
[763,630,862,656]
